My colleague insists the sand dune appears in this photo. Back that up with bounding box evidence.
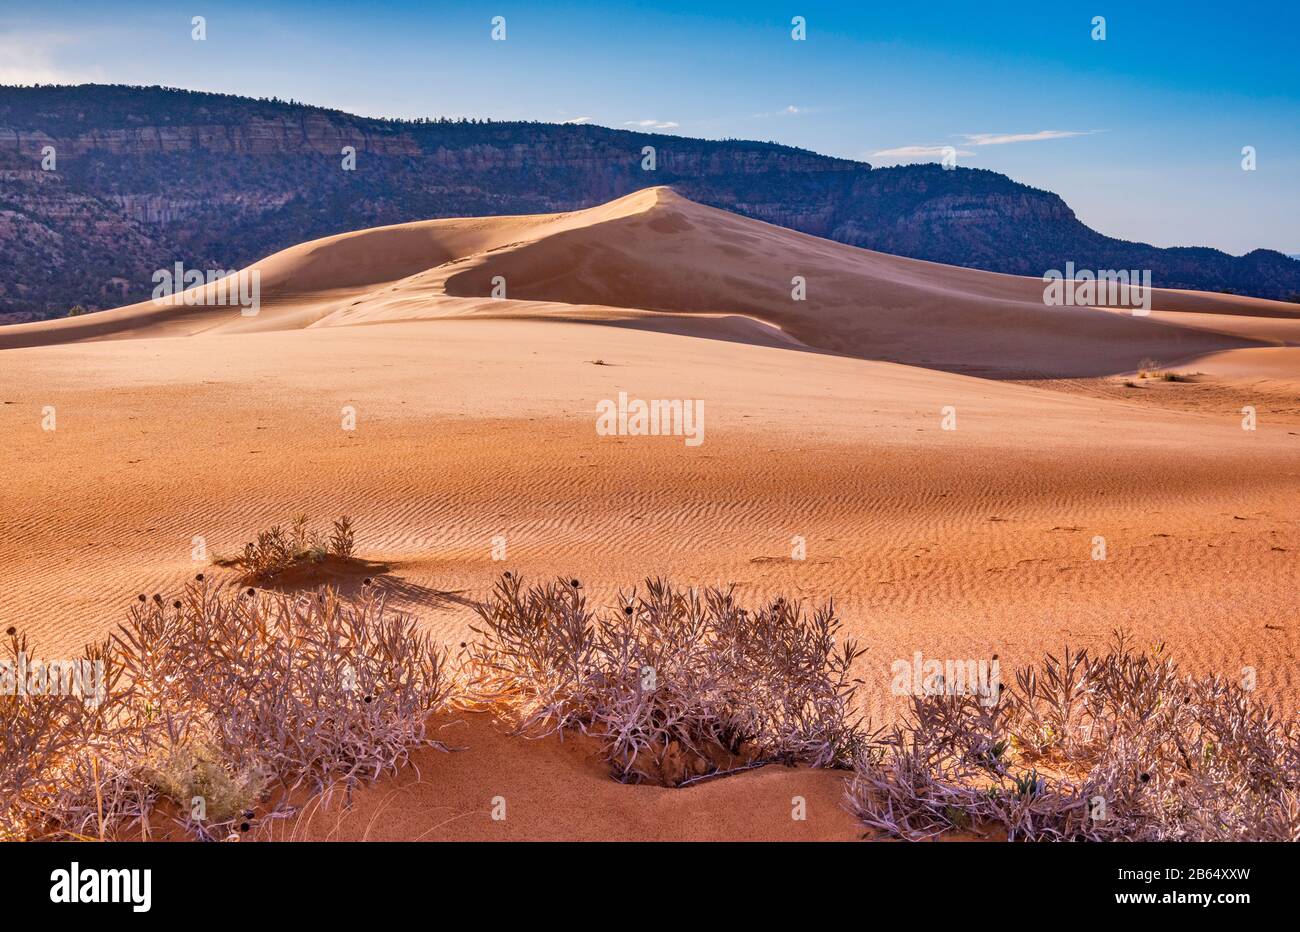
[1,188,1296,841]
[5,187,1296,377]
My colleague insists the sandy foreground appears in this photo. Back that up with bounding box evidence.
[1,188,1296,840]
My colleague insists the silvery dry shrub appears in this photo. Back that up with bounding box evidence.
[0,629,98,839]
[1,627,156,841]
[847,633,1300,841]
[2,578,450,840]
[117,581,451,804]
[465,573,865,786]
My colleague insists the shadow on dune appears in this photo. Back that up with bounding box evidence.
[436,189,1292,380]
[253,559,480,613]
[367,575,481,613]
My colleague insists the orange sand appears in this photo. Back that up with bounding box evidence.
[1,188,1296,840]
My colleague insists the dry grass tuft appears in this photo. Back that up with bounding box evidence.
[217,514,359,584]
[847,633,1300,841]
[463,573,865,786]
[0,579,450,840]
[143,742,269,827]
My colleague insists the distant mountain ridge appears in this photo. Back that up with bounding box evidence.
[2,84,1298,316]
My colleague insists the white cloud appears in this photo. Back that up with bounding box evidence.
[961,130,1096,146]
[872,129,1099,161]
[751,104,835,119]
[871,145,975,159]
[561,116,593,125]
[624,119,679,130]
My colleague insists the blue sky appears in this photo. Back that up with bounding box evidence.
[2,0,1296,254]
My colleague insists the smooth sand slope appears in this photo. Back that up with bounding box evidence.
[1,188,1296,840]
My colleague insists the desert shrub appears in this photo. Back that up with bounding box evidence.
[114,580,451,836]
[1137,358,1161,378]
[220,515,359,583]
[464,574,865,786]
[143,742,269,826]
[0,579,450,840]
[0,628,154,841]
[1,630,96,839]
[846,634,1300,841]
